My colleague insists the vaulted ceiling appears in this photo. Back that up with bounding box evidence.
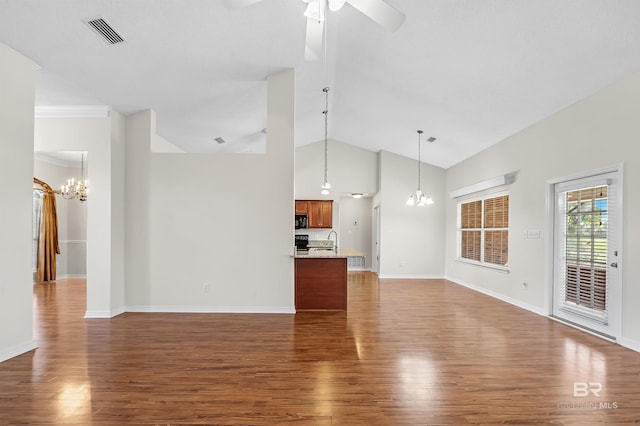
[2,0,640,168]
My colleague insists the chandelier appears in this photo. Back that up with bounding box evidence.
[406,130,434,207]
[60,153,88,202]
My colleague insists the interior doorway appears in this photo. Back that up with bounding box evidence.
[33,151,88,283]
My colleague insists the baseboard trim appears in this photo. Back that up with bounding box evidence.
[445,276,546,316]
[125,305,296,314]
[549,315,616,342]
[378,274,445,279]
[0,340,38,363]
[56,274,87,280]
[619,337,640,352]
[84,310,121,319]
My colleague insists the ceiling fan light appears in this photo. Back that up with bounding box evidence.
[328,0,347,12]
[303,0,324,21]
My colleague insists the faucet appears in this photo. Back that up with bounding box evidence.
[327,230,338,251]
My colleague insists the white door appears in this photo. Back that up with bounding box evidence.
[372,205,380,274]
[552,170,622,339]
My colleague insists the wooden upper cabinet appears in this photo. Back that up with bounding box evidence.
[295,200,309,215]
[295,200,333,228]
[307,200,333,228]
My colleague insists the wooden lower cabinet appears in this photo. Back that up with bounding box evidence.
[295,257,347,310]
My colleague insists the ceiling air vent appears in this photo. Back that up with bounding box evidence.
[214,137,226,144]
[84,17,125,45]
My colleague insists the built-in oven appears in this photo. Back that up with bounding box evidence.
[294,234,309,252]
[295,214,308,229]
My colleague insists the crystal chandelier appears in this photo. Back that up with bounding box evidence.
[60,153,88,202]
[407,130,434,207]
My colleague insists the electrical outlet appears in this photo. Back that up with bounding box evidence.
[203,282,210,293]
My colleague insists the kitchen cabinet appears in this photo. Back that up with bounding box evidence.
[307,200,333,228]
[294,200,333,228]
[295,200,308,214]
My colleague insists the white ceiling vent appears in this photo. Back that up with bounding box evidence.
[84,17,125,45]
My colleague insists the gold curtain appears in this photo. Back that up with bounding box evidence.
[33,178,60,282]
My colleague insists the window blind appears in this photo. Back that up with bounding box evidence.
[563,185,608,316]
[458,194,509,267]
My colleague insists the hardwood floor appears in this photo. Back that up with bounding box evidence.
[1,274,639,425]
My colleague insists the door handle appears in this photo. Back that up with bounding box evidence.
[610,262,618,268]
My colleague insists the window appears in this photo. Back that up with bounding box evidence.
[564,185,608,312]
[457,194,509,268]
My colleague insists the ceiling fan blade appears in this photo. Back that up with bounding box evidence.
[304,18,324,61]
[346,0,406,32]
[222,0,264,9]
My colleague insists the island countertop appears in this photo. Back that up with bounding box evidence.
[293,248,364,259]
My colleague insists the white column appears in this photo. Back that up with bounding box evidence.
[0,42,37,362]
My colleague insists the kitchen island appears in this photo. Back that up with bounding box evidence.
[294,249,363,311]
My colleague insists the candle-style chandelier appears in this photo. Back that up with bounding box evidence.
[60,152,88,202]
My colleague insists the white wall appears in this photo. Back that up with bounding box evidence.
[151,133,185,153]
[295,139,378,199]
[377,150,447,278]
[444,71,640,349]
[110,112,126,313]
[125,69,296,312]
[0,42,37,362]
[124,109,153,309]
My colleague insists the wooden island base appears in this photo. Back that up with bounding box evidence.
[294,257,347,310]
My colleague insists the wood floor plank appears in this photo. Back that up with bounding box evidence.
[0,274,639,424]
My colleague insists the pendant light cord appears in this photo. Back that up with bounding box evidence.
[323,87,329,184]
[323,0,328,88]
[321,1,330,192]
[417,130,423,191]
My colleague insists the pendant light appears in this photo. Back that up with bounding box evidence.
[320,86,331,195]
[407,130,434,207]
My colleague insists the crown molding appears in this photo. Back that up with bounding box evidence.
[35,105,112,118]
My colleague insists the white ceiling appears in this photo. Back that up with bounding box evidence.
[2,0,640,168]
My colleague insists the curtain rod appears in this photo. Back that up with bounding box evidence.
[33,177,61,195]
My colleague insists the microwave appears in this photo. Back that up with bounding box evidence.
[295,214,308,229]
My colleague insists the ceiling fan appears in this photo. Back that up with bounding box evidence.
[222,0,406,60]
